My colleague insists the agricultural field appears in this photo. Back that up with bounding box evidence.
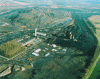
[89,15,100,46]
[87,15,100,79]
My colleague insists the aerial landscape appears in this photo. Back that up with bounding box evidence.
[0,0,100,79]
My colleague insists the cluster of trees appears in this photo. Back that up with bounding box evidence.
[32,50,88,79]
[5,49,88,79]
[4,42,97,79]
[0,40,25,58]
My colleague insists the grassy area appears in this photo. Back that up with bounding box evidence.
[23,65,31,69]
[0,40,26,58]
[82,52,100,79]
[89,58,100,79]
[88,16,100,79]
[88,15,100,46]
[95,29,100,45]
[0,8,71,33]
[0,65,8,73]
[82,15,100,79]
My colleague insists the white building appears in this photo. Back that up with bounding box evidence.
[45,48,48,50]
[32,53,39,56]
[2,23,9,26]
[62,48,67,52]
[45,53,50,57]
[30,63,33,67]
[52,44,57,48]
[17,39,23,42]
[33,48,41,53]
[36,32,46,36]
[32,48,41,56]
[43,49,46,52]
[51,49,57,52]
[22,38,35,46]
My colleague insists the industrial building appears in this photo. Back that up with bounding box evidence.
[35,28,46,37]
[22,38,35,46]
[32,48,41,56]
[32,53,39,56]
[36,32,46,36]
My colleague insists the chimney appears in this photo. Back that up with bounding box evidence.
[35,28,37,36]
[70,32,72,39]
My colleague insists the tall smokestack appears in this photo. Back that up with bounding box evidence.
[35,28,37,36]
[70,32,72,39]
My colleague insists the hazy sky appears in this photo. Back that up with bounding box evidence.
[0,0,100,6]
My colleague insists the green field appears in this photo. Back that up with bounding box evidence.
[89,59,100,79]
[88,15,100,79]
[0,40,26,58]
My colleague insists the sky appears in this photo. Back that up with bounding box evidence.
[0,0,100,6]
